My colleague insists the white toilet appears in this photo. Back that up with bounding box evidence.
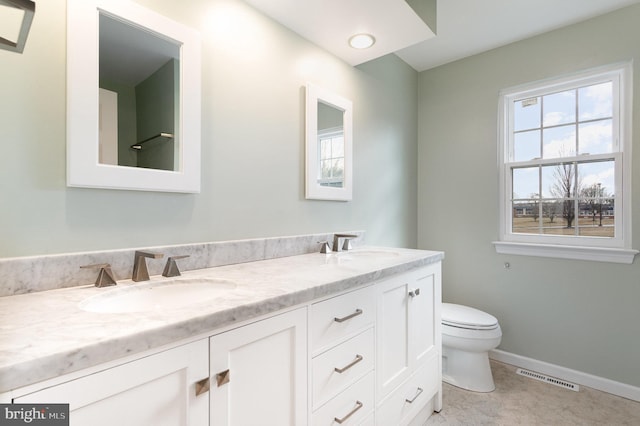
[441,303,502,392]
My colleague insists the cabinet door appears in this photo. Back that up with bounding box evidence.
[210,308,307,426]
[377,273,412,399]
[14,340,209,426]
[376,264,441,401]
[410,264,439,367]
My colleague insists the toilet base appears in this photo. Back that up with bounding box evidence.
[442,345,495,392]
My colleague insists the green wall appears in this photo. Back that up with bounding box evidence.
[0,0,418,257]
[136,58,178,171]
[417,5,640,387]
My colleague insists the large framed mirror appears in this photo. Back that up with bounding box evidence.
[67,0,201,192]
[305,84,353,201]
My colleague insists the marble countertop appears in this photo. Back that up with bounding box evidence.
[0,246,443,393]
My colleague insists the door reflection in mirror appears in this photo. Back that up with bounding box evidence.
[317,102,345,188]
[98,12,180,171]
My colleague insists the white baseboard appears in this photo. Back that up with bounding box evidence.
[490,349,640,402]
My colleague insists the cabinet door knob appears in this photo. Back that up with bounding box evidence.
[408,288,421,298]
[405,387,424,404]
[216,369,230,387]
[334,309,363,323]
[195,377,210,396]
[334,354,363,373]
[334,400,363,424]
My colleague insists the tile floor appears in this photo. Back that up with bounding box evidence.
[425,360,640,425]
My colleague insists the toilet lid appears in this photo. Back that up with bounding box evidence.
[442,303,498,330]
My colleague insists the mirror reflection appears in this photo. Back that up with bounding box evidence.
[98,12,180,171]
[305,83,352,201]
[317,102,345,188]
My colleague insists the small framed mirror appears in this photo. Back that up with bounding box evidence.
[67,0,201,192]
[305,84,353,201]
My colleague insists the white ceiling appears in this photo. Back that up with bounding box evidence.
[244,0,436,67]
[244,0,640,72]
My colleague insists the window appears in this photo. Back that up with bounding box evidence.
[495,63,637,263]
[317,127,345,188]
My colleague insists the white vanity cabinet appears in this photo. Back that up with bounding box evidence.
[12,340,209,426]
[376,263,442,425]
[209,307,308,426]
[4,255,443,426]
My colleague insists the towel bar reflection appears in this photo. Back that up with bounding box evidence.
[130,132,174,150]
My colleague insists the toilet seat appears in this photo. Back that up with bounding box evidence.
[442,303,499,331]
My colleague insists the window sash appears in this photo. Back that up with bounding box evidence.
[497,63,632,252]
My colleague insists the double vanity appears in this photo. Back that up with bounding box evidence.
[0,235,443,425]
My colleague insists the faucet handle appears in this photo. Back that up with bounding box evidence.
[317,241,332,254]
[342,237,355,251]
[81,263,117,288]
[162,255,190,277]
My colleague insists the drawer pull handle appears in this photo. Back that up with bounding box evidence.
[408,288,421,298]
[334,309,363,323]
[334,354,363,373]
[405,387,424,404]
[334,400,363,424]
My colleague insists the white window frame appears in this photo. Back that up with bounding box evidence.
[494,62,638,264]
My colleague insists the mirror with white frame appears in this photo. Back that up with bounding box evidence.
[67,0,201,192]
[305,83,353,201]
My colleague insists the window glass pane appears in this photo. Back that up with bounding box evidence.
[320,138,331,160]
[577,198,614,237]
[578,82,612,121]
[514,97,540,131]
[331,136,344,157]
[512,200,540,234]
[578,160,615,197]
[333,158,344,178]
[513,130,540,161]
[543,90,576,126]
[541,199,562,227]
[543,125,576,158]
[578,119,612,155]
[512,167,539,199]
[543,199,577,234]
[543,163,576,198]
[320,159,331,179]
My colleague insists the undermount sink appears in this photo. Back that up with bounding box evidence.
[334,249,401,259]
[79,277,237,314]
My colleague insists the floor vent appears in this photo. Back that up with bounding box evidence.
[516,368,580,392]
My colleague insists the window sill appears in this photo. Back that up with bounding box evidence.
[493,241,638,264]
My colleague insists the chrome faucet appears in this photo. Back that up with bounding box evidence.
[132,250,164,282]
[332,233,358,252]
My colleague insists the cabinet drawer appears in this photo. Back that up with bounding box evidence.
[376,351,439,426]
[312,328,374,409]
[312,371,374,426]
[311,285,375,354]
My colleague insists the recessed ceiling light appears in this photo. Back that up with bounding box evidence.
[348,33,375,49]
